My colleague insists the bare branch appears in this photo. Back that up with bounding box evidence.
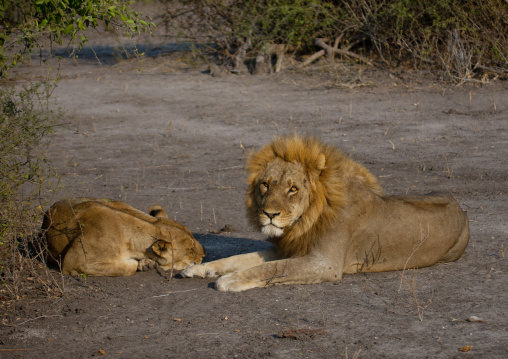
[314,38,373,66]
[298,50,325,68]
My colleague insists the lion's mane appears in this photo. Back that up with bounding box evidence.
[246,135,383,258]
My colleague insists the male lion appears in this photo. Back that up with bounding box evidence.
[182,135,469,291]
[43,199,205,276]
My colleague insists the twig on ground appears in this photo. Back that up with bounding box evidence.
[151,289,198,298]
[276,327,326,340]
[16,315,64,326]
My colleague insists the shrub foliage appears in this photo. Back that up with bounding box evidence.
[0,0,154,75]
[0,82,62,301]
[169,0,508,78]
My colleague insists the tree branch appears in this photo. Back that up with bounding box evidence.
[297,50,325,68]
[313,38,373,66]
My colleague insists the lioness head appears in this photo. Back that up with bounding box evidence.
[148,204,206,270]
[149,237,205,271]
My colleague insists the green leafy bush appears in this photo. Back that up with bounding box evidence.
[373,0,508,75]
[233,0,339,47]
[0,0,154,75]
[171,0,342,50]
[169,0,508,78]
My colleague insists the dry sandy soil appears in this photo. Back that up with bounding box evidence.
[1,30,508,358]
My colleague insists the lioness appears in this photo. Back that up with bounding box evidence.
[182,135,469,291]
[43,199,205,276]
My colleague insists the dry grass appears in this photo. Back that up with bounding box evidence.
[0,82,64,302]
[0,215,65,303]
[397,221,434,321]
[344,346,363,359]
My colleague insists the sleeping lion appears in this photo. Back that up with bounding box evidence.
[43,199,205,276]
[182,135,469,291]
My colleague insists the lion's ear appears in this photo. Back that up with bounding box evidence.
[149,204,168,218]
[316,153,326,171]
[152,240,171,255]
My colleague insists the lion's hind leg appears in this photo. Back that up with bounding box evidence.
[440,218,470,263]
[64,256,139,277]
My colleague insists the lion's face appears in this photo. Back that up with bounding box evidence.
[253,158,310,238]
[148,229,205,271]
[245,136,337,257]
[148,207,206,270]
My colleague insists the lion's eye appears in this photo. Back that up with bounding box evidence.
[261,182,269,190]
[289,186,298,194]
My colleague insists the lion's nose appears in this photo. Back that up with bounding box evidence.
[264,211,280,219]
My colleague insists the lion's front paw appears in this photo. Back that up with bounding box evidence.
[215,273,260,292]
[138,258,156,272]
[181,263,219,279]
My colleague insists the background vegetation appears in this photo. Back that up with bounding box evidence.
[0,82,62,300]
[0,0,153,76]
[165,0,508,80]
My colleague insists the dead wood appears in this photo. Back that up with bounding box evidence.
[232,37,252,73]
[298,38,373,67]
[298,50,326,68]
[253,44,286,75]
[276,328,327,340]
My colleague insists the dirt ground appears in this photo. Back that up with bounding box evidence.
[1,29,508,358]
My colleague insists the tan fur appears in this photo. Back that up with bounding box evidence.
[182,135,469,292]
[43,199,205,276]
